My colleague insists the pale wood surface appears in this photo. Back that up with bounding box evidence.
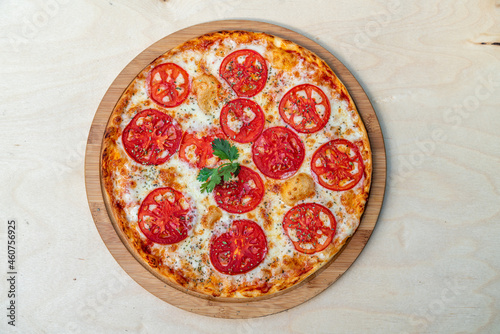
[85,20,386,318]
[1,0,499,333]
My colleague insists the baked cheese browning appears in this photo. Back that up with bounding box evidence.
[341,190,368,216]
[200,206,223,230]
[192,73,228,114]
[259,206,274,231]
[280,173,316,206]
[101,30,372,298]
[158,167,180,188]
[269,49,300,71]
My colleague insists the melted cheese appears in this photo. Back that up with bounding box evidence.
[108,34,369,296]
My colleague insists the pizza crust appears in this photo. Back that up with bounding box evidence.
[101,31,372,298]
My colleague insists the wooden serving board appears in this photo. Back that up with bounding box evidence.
[84,20,386,318]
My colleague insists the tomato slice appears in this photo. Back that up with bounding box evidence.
[179,130,222,169]
[283,203,336,254]
[279,84,331,133]
[311,139,364,191]
[148,63,190,107]
[252,127,305,179]
[219,49,268,97]
[210,220,267,275]
[122,109,182,165]
[138,187,195,245]
[213,166,264,214]
[220,98,265,143]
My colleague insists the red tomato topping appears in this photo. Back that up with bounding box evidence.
[283,203,337,254]
[178,130,223,169]
[219,49,268,97]
[311,139,364,191]
[220,98,265,143]
[148,63,190,107]
[279,84,331,133]
[252,127,305,179]
[214,166,264,214]
[210,220,267,275]
[138,187,195,245]
[122,109,182,165]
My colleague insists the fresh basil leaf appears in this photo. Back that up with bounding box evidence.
[211,138,231,160]
[232,163,241,177]
[227,145,239,161]
[197,168,216,182]
[218,163,237,181]
[201,173,221,193]
[199,139,241,193]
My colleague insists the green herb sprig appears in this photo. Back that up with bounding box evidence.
[197,139,240,193]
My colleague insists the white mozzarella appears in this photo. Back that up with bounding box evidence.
[112,35,368,289]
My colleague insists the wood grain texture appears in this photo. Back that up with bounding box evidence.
[84,20,386,318]
[1,0,499,332]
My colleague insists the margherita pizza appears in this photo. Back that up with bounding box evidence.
[101,31,372,298]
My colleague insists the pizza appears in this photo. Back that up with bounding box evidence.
[101,30,372,298]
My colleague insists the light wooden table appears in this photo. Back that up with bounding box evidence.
[1,0,499,333]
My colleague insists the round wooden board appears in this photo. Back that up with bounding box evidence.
[84,20,386,319]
